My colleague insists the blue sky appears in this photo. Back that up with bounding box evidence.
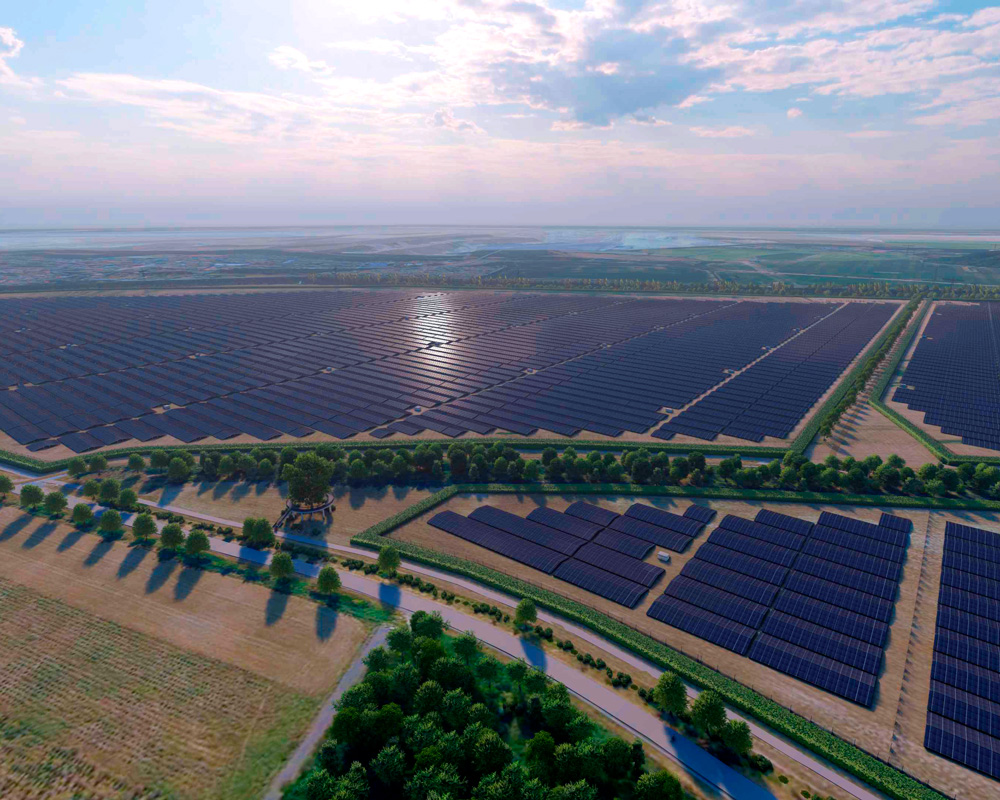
[2,0,999,228]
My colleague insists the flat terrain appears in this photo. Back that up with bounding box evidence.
[0,506,372,799]
[389,492,1000,799]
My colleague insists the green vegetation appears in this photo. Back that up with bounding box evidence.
[351,486,947,800]
[284,614,690,800]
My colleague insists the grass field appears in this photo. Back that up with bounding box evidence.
[0,509,375,799]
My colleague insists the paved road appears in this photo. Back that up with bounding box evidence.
[10,471,886,800]
[211,538,775,800]
[264,625,391,800]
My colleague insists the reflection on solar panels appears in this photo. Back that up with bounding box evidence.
[647,507,907,706]
[925,521,1000,778]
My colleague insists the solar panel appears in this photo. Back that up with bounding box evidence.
[773,590,889,646]
[683,504,717,524]
[925,712,1000,779]
[526,506,601,540]
[929,681,1000,739]
[592,529,654,559]
[664,576,769,627]
[573,542,665,587]
[879,513,913,533]
[782,572,894,622]
[707,529,799,567]
[748,634,877,706]
[607,516,693,552]
[564,501,620,527]
[625,503,703,536]
[679,561,779,605]
[427,510,565,574]
[646,596,756,655]
[553,559,648,608]
[694,544,789,585]
[468,505,583,556]
[761,611,883,673]
[755,509,814,537]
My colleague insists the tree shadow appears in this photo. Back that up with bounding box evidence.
[173,565,203,601]
[157,483,183,506]
[0,515,31,543]
[21,521,57,550]
[116,546,149,579]
[377,582,401,609]
[212,481,234,500]
[57,527,87,551]
[518,637,549,672]
[145,556,178,594]
[315,603,340,641]
[265,587,290,626]
[83,538,115,567]
[231,482,252,502]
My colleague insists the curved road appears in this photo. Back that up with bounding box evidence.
[11,471,887,800]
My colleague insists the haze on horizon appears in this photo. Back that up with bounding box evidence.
[2,1,999,229]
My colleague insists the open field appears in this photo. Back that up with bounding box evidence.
[388,491,1000,799]
[0,506,373,799]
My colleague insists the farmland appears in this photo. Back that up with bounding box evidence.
[0,508,373,799]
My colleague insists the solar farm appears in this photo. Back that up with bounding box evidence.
[891,301,1000,454]
[0,289,901,456]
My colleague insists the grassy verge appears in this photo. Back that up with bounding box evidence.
[351,482,951,800]
[867,300,1000,466]
[790,298,920,455]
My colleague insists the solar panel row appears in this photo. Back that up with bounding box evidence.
[925,521,1000,778]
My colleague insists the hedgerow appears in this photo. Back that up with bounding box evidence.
[352,483,950,800]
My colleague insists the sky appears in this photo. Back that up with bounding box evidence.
[1,0,999,229]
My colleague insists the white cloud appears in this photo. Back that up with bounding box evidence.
[0,27,36,89]
[690,125,754,138]
[787,107,803,119]
[847,130,895,138]
[677,95,711,108]
[268,46,334,77]
[428,107,485,133]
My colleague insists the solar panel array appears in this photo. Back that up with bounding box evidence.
[925,521,1000,779]
[894,302,1000,452]
[656,302,897,442]
[0,291,889,451]
[647,508,912,706]
[426,501,711,607]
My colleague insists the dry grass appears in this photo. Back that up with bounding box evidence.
[0,506,375,799]
[389,492,1000,799]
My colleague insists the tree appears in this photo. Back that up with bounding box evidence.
[635,770,682,800]
[316,565,341,594]
[691,690,726,735]
[242,517,275,548]
[478,654,501,686]
[127,453,146,472]
[303,770,336,800]
[410,610,445,639]
[167,457,192,484]
[218,455,236,478]
[454,631,481,664]
[515,598,537,627]
[282,452,334,506]
[372,744,407,787]
[0,474,12,501]
[82,479,102,500]
[654,671,687,717]
[150,449,171,470]
[67,457,88,478]
[270,551,295,581]
[71,503,94,527]
[160,522,185,550]
[99,509,123,535]
[279,446,298,466]
[99,478,121,505]
[88,454,108,473]
[19,484,44,509]
[387,625,413,656]
[720,719,753,756]
[185,530,210,557]
[118,488,138,510]
[257,458,275,481]
[377,544,401,573]
[133,512,157,540]
[41,490,67,516]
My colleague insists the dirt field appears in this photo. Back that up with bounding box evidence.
[0,506,373,799]
[808,400,934,465]
[137,478,438,545]
[388,492,1000,799]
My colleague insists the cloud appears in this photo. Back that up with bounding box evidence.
[429,107,485,133]
[847,130,895,138]
[268,46,334,77]
[787,107,803,118]
[677,94,711,108]
[0,27,35,89]
[690,125,754,138]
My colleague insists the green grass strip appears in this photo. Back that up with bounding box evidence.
[351,482,952,800]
